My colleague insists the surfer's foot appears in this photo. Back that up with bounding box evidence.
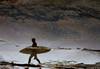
[37,63,42,67]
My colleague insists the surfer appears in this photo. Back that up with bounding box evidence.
[28,38,41,64]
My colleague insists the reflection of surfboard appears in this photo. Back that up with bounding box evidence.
[20,46,51,54]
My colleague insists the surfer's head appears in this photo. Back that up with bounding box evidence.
[32,38,36,42]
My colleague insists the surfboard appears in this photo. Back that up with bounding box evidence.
[20,46,51,54]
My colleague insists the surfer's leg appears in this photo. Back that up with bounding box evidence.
[36,58,41,64]
[28,55,33,64]
[34,54,41,64]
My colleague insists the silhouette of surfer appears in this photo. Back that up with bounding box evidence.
[28,38,41,64]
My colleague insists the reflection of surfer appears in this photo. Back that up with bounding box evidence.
[28,38,41,64]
